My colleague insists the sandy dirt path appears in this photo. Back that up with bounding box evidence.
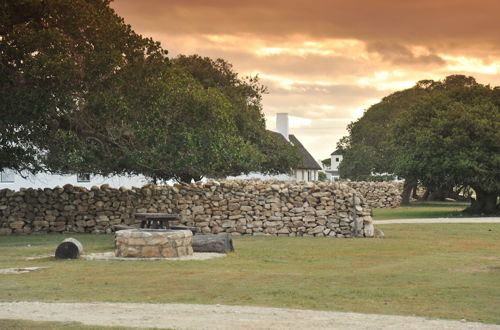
[1,301,499,330]
[373,217,500,224]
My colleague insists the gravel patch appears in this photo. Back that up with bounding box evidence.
[0,267,47,275]
[0,301,498,330]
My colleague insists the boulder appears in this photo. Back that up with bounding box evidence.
[191,233,234,253]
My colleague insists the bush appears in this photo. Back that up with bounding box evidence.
[318,171,327,182]
[350,174,396,182]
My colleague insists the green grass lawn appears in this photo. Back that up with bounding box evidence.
[372,201,472,220]
[1,224,499,324]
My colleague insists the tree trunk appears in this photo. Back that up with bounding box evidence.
[466,187,499,215]
[55,238,83,259]
[422,189,430,201]
[401,180,414,205]
[176,174,203,183]
[191,233,234,253]
[427,190,446,201]
[176,173,193,183]
[411,185,419,199]
[426,187,458,201]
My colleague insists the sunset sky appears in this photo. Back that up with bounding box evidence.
[111,0,500,161]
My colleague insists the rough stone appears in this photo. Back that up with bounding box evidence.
[363,223,375,237]
[115,229,192,258]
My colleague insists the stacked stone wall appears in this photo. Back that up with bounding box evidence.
[0,180,375,238]
[344,182,402,208]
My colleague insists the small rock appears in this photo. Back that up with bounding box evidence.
[374,228,385,238]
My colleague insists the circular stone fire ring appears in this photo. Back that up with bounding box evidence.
[115,229,193,258]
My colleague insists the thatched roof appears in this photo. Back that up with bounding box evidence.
[269,131,322,170]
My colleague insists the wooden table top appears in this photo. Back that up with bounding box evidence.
[133,213,179,220]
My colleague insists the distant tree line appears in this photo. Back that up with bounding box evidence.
[0,0,300,183]
[337,75,499,214]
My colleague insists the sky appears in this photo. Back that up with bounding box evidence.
[111,0,500,161]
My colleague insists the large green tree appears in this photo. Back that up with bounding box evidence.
[42,67,258,182]
[337,83,429,179]
[391,82,499,214]
[0,0,167,172]
[338,75,499,213]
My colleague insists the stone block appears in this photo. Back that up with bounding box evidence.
[277,227,290,234]
[10,221,24,229]
[125,247,139,257]
[303,216,315,223]
[126,238,147,246]
[0,228,12,235]
[308,225,325,235]
[141,246,161,258]
[364,223,375,237]
[161,246,176,258]
[192,205,204,214]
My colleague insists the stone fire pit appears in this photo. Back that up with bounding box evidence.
[115,229,193,258]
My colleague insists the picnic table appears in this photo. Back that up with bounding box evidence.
[134,213,180,229]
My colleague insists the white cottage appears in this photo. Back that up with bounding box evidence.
[275,113,322,182]
[325,149,343,181]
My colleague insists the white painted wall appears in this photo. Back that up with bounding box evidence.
[225,172,293,181]
[293,169,318,182]
[331,153,343,171]
[0,169,150,190]
[326,153,343,181]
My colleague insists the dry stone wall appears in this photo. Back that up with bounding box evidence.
[0,180,375,238]
[344,182,402,208]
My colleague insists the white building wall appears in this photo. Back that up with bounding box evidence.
[327,153,343,182]
[226,172,293,181]
[293,169,318,182]
[331,154,343,171]
[0,169,150,191]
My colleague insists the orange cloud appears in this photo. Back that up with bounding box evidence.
[111,0,500,159]
[112,0,500,50]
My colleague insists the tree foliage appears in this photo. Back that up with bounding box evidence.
[337,84,428,178]
[318,171,327,182]
[0,0,300,183]
[171,55,300,178]
[338,75,499,213]
[1,0,166,172]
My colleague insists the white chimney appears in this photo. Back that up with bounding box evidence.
[276,113,289,141]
